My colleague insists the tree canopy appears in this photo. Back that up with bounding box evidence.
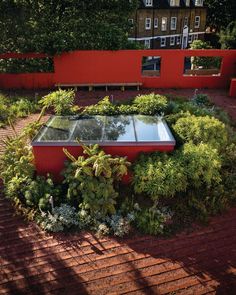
[205,0,236,31]
[0,0,139,54]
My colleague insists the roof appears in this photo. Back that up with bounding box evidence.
[139,0,206,9]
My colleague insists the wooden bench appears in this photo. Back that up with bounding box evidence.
[55,82,142,92]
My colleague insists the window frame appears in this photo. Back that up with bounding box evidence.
[194,16,200,28]
[145,0,153,7]
[161,17,168,31]
[160,37,166,47]
[154,18,158,28]
[144,39,151,49]
[145,18,152,30]
[170,36,175,46]
[170,17,177,30]
[188,34,193,43]
[176,35,181,45]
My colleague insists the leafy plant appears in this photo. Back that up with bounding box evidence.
[9,98,40,118]
[63,144,130,217]
[133,93,168,115]
[173,114,227,149]
[192,94,211,106]
[133,151,187,200]
[39,89,75,115]
[134,206,172,235]
[83,96,118,115]
[40,204,79,232]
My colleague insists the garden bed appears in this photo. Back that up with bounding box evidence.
[0,90,236,237]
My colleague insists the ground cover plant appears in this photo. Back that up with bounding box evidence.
[0,92,40,128]
[1,90,236,237]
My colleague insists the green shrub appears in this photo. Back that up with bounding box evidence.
[182,142,222,188]
[133,151,187,200]
[24,175,61,210]
[173,115,227,149]
[192,94,211,106]
[10,98,39,118]
[62,144,130,217]
[134,207,172,235]
[133,93,168,115]
[40,89,75,115]
[83,96,118,115]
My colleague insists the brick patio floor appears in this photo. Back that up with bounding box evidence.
[0,89,236,294]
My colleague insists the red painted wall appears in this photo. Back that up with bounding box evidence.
[54,50,236,89]
[229,79,236,97]
[33,144,174,182]
[0,50,236,90]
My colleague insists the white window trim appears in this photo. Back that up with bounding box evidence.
[195,0,203,7]
[144,39,151,49]
[194,34,198,40]
[188,34,193,43]
[169,0,180,7]
[161,17,167,31]
[195,16,200,28]
[145,0,153,7]
[145,18,152,30]
[185,0,190,6]
[171,17,177,30]
[184,17,188,27]
[160,37,166,47]
[176,35,181,44]
[170,36,175,46]
[154,18,158,28]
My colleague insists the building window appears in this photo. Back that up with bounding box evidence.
[160,37,166,47]
[154,18,158,28]
[171,17,177,30]
[144,39,151,49]
[188,34,193,43]
[170,36,175,46]
[185,0,190,6]
[176,35,181,44]
[145,18,152,30]
[145,0,153,6]
[195,16,200,28]
[193,34,199,40]
[128,19,134,28]
[195,0,203,6]
[161,17,167,31]
[169,0,180,6]
[184,17,188,27]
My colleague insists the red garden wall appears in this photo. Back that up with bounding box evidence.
[0,50,236,94]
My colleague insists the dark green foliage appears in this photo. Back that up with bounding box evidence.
[24,175,61,210]
[219,21,236,49]
[0,57,54,73]
[0,0,139,54]
[192,94,211,106]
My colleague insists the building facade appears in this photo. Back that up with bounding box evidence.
[129,0,207,49]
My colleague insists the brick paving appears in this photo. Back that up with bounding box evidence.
[0,89,236,294]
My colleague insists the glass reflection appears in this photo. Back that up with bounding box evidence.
[104,116,135,142]
[134,115,160,141]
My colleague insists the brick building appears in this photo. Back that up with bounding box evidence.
[128,0,207,49]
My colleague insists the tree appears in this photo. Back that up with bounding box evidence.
[205,0,236,31]
[219,21,236,49]
[0,0,139,54]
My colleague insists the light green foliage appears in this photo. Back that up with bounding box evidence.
[40,204,79,232]
[40,89,75,115]
[173,115,227,149]
[182,142,222,188]
[133,152,187,200]
[63,144,130,217]
[133,93,168,115]
[24,175,61,210]
[0,136,35,203]
[134,206,172,235]
[83,96,118,115]
[190,40,222,69]
[0,93,39,128]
